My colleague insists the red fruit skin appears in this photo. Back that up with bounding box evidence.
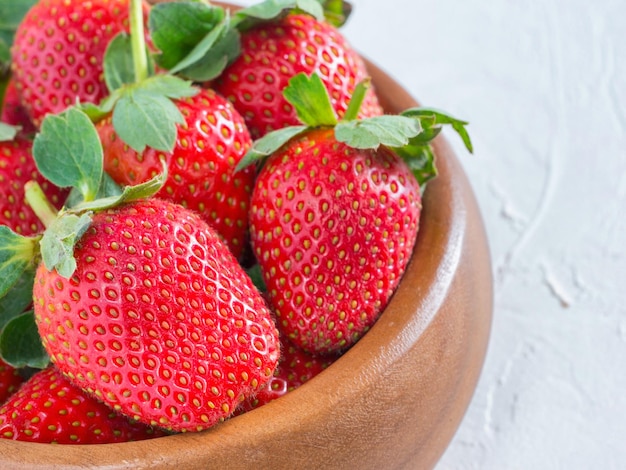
[1,80,36,135]
[249,129,422,354]
[97,88,255,259]
[0,366,167,444]
[237,337,336,414]
[11,0,148,127]
[214,14,383,139]
[0,136,68,235]
[33,198,280,432]
[0,360,24,405]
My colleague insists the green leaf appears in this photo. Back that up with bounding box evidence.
[0,265,35,329]
[321,0,352,27]
[39,212,92,279]
[107,75,198,154]
[96,171,124,198]
[0,311,49,369]
[334,115,422,149]
[237,125,308,170]
[295,0,325,19]
[104,32,136,92]
[171,21,241,82]
[0,226,38,299]
[246,264,266,293]
[0,121,18,141]
[72,160,168,213]
[112,86,185,153]
[77,89,122,122]
[33,107,104,201]
[392,141,438,187]
[401,107,473,153]
[0,0,38,49]
[236,0,294,21]
[140,74,198,100]
[235,0,324,25]
[150,2,227,71]
[65,171,123,208]
[284,73,337,127]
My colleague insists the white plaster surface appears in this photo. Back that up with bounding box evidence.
[234,1,626,468]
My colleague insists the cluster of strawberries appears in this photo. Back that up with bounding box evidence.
[0,0,471,444]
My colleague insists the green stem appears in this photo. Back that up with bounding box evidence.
[130,0,149,83]
[343,77,371,122]
[24,181,58,228]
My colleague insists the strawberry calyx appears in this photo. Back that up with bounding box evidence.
[79,0,205,154]
[29,107,168,277]
[239,71,473,187]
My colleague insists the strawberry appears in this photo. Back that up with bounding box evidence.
[242,73,473,353]
[0,135,68,236]
[0,366,167,443]
[0,360,24,405]
[1,104,280,434]
[0,80,36,135]
[250,127,421,353]
[97,87,255,259]
[238,334,336,413]
[10,0,149,127]
[32,197,280,432]
[215,7,383,138]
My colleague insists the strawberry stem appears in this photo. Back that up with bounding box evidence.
[130,0,148,83]
[343,78,371,122]
[24,181,59,229]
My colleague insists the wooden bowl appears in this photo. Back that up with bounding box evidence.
[0,4,492,469]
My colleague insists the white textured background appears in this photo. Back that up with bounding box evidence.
[236,1,626,468]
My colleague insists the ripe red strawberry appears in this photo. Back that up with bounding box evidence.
[214,13,383,139]
[0,366,167,443]
[249,127,421,353]
[10,0,148,127]
[0,136,68,236]
[33,197,280,432]
[97,88,255,259]
[0,360,24,405]
[237,335,337,413]
[242,70,473,354]
[0,80,36,135]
